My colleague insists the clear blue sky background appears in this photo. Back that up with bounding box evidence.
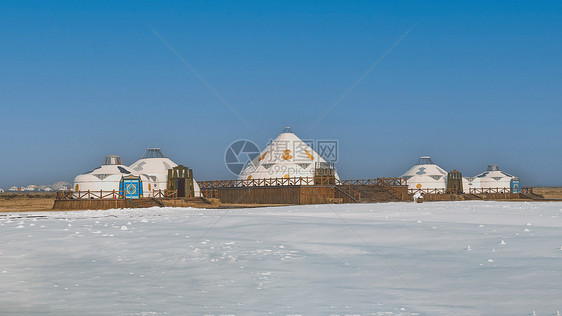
[1,0,561,188]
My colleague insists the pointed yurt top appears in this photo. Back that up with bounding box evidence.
[402,156,447,179]
[238,127,340,180]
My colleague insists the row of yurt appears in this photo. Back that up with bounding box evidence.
[73,148,200,197]
[238,127,340,182]
[402,156,519,193]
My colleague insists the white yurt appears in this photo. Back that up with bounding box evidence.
[0,188,4,193]
[462,176,480,193]
[73,155,144,193]
[237,127,340,181]
[401,156,448,192]
[129,148,200,197]
[472,165,517,191]
[9,186,18,192]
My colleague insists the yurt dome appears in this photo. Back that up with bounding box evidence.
[129,148,200,196]
[73,155,140,192]
[473,165,517,190]
[238,127,340,181]
[401,156,448,191]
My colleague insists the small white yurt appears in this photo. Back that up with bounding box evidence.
[473,165,517,191]
[402,156,448,192]
[237,127,340,181]
[9,186,18,192]
[0,188,4,193]
[129,148,200,197]
[74,155,141,193]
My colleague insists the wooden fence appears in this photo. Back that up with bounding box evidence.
[56,189,178,200]
[198,177,407,189]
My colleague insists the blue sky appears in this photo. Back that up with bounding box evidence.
[0,0,561,187]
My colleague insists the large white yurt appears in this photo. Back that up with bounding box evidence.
[401,156,448,192]
[74,155,144,192]
[129,148,200,197]
[237,127,340,181]
[0,188,4,193]
[472,165,517,191]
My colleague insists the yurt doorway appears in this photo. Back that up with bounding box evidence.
[176,179,186,197]
[120,176,143,199]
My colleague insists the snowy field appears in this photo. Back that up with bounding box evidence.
[1,201,562,315]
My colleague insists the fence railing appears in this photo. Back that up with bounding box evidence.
[469,188,512,194]
[198,177,408,189]
[56,189,178,200]
[408,188,447,194]
[407,187,534,195]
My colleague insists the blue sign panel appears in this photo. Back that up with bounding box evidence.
[510,178,521,194]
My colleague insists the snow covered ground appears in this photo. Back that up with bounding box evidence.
[1,201,562,315]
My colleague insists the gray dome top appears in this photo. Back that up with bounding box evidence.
[487,165,500,171]
[416,156,435,165]
[141,148,167,159]
[282,126,294,134]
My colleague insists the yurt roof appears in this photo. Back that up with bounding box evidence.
[401,156,448,180]
[238,127,340,180]
[129,148,177,176]
[75,155,134,183]
[475,165,516,180]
